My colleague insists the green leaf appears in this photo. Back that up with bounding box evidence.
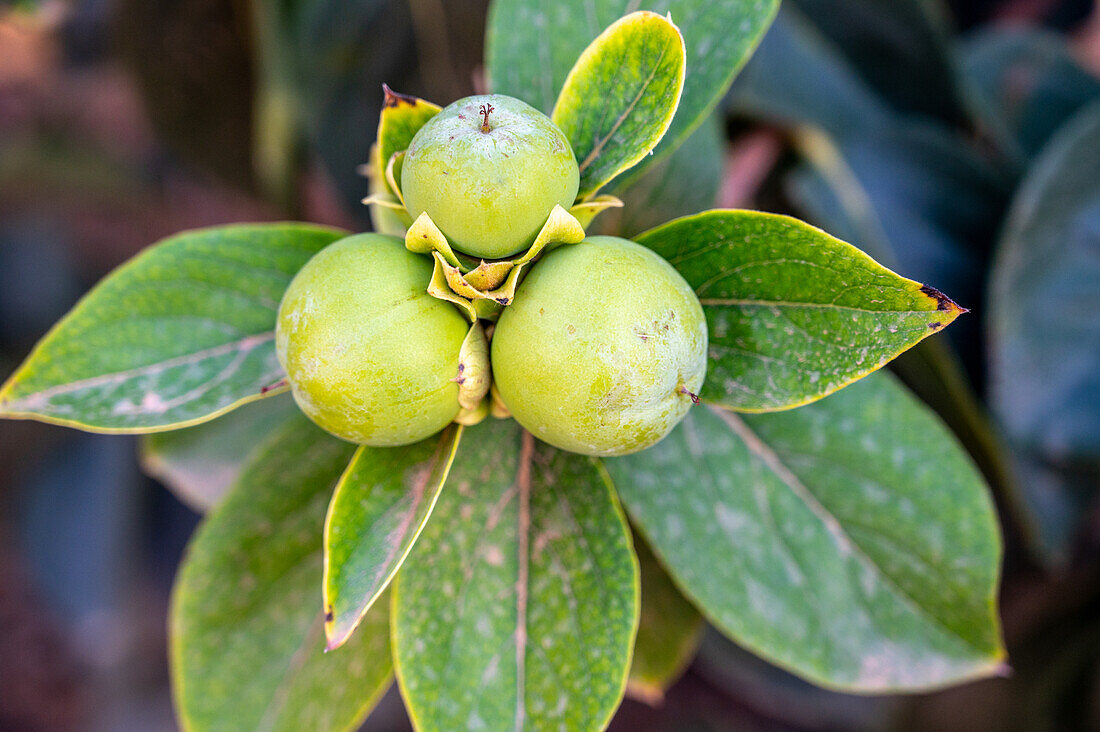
[989,102,1100,458]
[140,394,299,512]
[375,84,441,193]
[551,11,685,199]
[322,425,462,651]
[627,534,703,705]
[960,28,1100,165]
[605,372,1006,691]
[790,0,965,126]
[593,112,723,239]
[726,3,893,139]
[486,0,778,175]
[635,210,965,412]
[0,223,346,433]
[171,414,392,731]
[393,419,639,730]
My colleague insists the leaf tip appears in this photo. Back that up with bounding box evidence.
[918,284,964,316]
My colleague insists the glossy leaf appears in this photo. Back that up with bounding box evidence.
[171,414,392,731]
[487,0,778,176]
[393,419,638,730]
[551,11,685,199]
[635,210,965,411]
[323,426,462,650]
[140,394,299,512]
[605,372,1006,691]
[0,224,346,432]
[989,103,1100,457]
[593,112,723,239]
[627,534,703,705]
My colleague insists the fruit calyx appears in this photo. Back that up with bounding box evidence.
[407,205,585,321]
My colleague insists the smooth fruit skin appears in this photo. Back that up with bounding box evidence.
[492,236,708,456]
[275,233,468,446]
[401,94,580,260]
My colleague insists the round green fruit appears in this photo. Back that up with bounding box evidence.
[400,94,579,260]
[275,233,468,446]
[492,236,708,456]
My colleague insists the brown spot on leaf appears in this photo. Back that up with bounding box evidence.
[382,83,418,108]
[324,608,334,623]
[928,321,942,330]
[919,284,965,313]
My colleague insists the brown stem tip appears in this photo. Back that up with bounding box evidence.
[479,103,494,133]
[678,386,700,405]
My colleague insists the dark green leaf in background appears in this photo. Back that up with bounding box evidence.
[552,11,686,200]
[323,426,461,650]
[605,372,1005,691]
[790,0,966,125]
[487,0,778,179]
[140,394,300,512]
[989,102,1100,458]
[961,29,1100,166]
[394,419,638,730]
[171,414,392,731]
[0,224,346,432]
[726,3,894,139]
[636,210,965,412]
[627,535,703,705]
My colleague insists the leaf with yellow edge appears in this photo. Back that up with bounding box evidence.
[635,210,967,412]
[322,425,462,650]
[0,224,346,433]
[552,11,686,199]
[376,84,440,196]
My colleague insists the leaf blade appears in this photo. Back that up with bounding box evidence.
[140,393,300,512]
[0,223,346,432]
[635,209,964,411]
[551,11,686,199]
[323,425,462,650]
[605,372,1005,692]
[486,0,778,177]
[989,102,1100,457]
[393,420,639,730]
[625,533,703,705]
[170,414,392,731]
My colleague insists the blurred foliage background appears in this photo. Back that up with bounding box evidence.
[0,0,1098,729]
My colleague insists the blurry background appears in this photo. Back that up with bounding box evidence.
[0,0,1098,729]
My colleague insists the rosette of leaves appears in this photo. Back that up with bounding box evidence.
[0,3,1006,730]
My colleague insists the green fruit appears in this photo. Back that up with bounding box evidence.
[492,236,708,456]
[401,94,579,260]
[275,233,468,446]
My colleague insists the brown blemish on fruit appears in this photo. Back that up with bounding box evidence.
[452,362,466,384]
[382,83,418,108]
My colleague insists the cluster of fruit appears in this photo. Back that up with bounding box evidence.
[276,94,707,457]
